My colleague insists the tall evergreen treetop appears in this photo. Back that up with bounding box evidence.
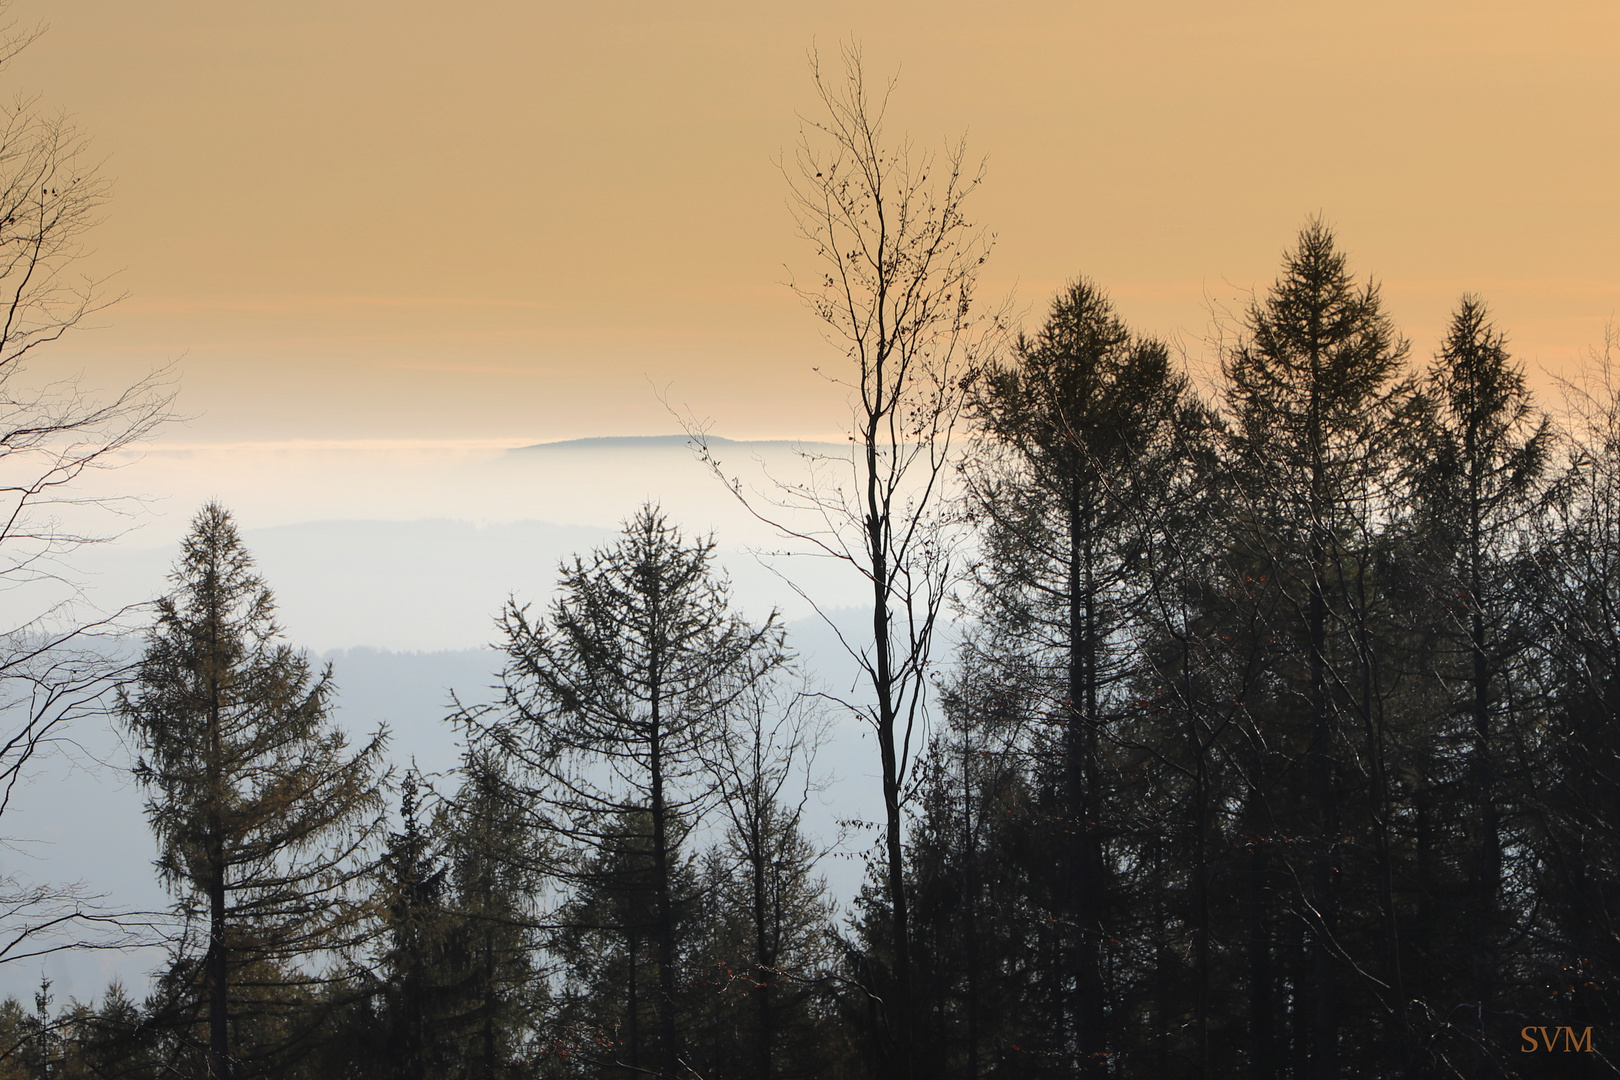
[1226,220,1413,515]
[492,505,785,812]
[966,278,1202,1077]
[1219,223,1417,1080]
[473,503,788,1080]
[977,277,1186,478]
[1409,297,1552,1077]
[1414,295,1551,543]
[970,277,1198,654]
[120,501,388,1080]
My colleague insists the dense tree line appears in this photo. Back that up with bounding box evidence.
[2,11,1611,1078]
[10,223,1619,1080]
[0,40,1611,1080]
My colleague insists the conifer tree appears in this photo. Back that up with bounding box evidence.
[1410,296,1550,1069]
[371,772,457,1080]
[1222,222,1414,1078]
[1523,337,1620,1058]
[550,808,694,1079]
[442,751,545,1080]
[966,277,1197,1075]
[902,661,1050,1080]
[469,504,787,1080]
[337,758,541,1080]
[119,502,387,1080]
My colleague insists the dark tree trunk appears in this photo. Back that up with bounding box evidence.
[868,435,914,1080]
[1309,568,1339,1080]
[207,665,229,1080]
[1247,809,1275,1080]
[752,843,773,1080]
[1069,485,1108,1077]
[481,928,496,1080]
[650,732,680,1078]
[1191,711,1212,1080]
[879,691,912,1080]
[627,932,641,1080]
[1468,508,1500,1079]
[642,569,681,1080]
[962,738,981,1080]
[1307,364,1339,1078]
[207,857,229,1080]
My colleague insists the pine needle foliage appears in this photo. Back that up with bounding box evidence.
[119,502,387,1080]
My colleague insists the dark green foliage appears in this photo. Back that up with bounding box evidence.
[442,753,547,1079]
[548,809,695,1078]
[0,981,158,1080]
[1217,223,1418,1079]
[1515,343,1620,1075]
[118,502,388,1080]
[682,683,835,1080]
[311,757,543,1080]
[681,813,836,1080]
[905,671,1058,1078]
[378,773,459,1079]
[925,225,1616,1079]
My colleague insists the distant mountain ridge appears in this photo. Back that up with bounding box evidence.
[510,434,846,454]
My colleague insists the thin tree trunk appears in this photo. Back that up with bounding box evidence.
[1247,806,1275,1080]
[207,858,228,1080]
[1289,950,1310,1080]
[752,843,772,1080]
[1191,710,1212,1080]
[1069,486,1107,1077]
[963,734,980,1080]
[643,569,681,1080]
[1353,564,1405,1031]
[1412,765,1437,1051]
[650,738,679,1079]
[1468,503,1499,1079]
[879,692,912,1080]
[206,654,229,1080]
[1307,374,1339,1078]
[481,928,496,1080]
[1153,837,1171,1080]
[627,932,641,1079]
[1309,573,1339,1080]
[868,418,914,1080]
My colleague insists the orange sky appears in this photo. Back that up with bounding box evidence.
[14,0,1620,442]
[4,3,1620,1004]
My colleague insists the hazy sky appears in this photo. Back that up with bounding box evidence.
[5,2,1619,1002]
[14,0,1619,445]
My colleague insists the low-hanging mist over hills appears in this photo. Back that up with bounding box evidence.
[80,434,866,649]
[4,619,884,1003]
[6,435,898,1001]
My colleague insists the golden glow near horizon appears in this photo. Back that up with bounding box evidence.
[12,0,1619,443]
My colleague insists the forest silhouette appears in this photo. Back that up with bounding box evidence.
[2,38,1616,1080]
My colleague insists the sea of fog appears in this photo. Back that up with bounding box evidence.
[1,436,946,1003]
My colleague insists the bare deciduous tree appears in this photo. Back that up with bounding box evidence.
[703,672,831,1080]
[0,4,171,965]
[694,43,1002,1079]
